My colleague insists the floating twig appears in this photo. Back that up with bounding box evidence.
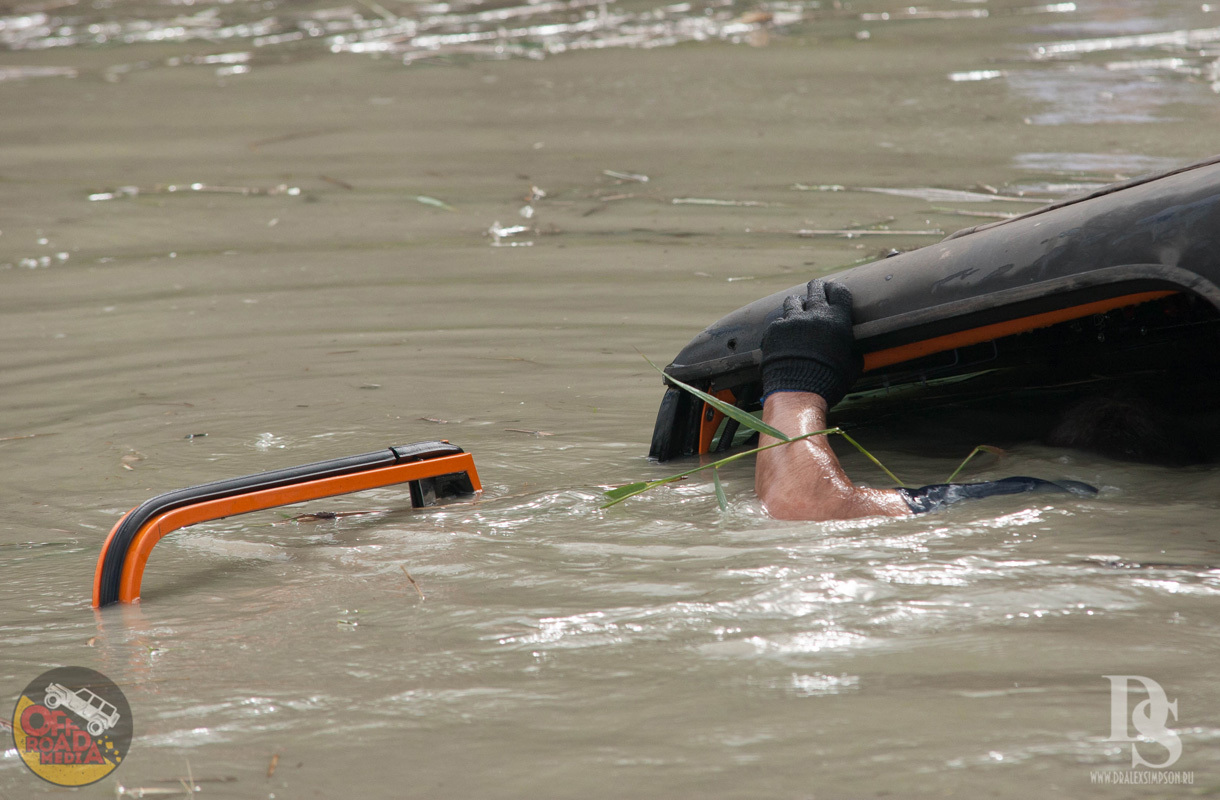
[583,191,638,216]
[89,183,302,201]
[788,228,944,238]
[0,433,54,442]
[846,215,897,230]
[180,759,198,796]
[933,207,1020,220]
[319,175,354,190]
[116,787,186,797]
[474,355,539,363]
[505,428,554,436]
[266,753,280,779]
[603,169,649,183]
[415,195,455,211]
[488,221,533,246]
[400,565,425,600]
[861,7,987,20]
[791,184,1046,204]
[249,128,343,150]
[856,186,1046,204]
[279,510,377,524]
[672,197,780,207]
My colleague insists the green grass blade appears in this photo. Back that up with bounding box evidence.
[644,355,791,442]
[602,427,839,509]
[604,481,650,501]
[945,444,1003,483]
[600,478,675,509]
[835,430,906,487]
[712,468,727,512]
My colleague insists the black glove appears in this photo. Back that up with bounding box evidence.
[761,278,862,407]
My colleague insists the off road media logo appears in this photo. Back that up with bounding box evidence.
[10,666,132,787]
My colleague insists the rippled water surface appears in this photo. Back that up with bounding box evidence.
[4,0,1220,796]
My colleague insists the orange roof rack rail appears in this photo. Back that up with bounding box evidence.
[93,441,481,608]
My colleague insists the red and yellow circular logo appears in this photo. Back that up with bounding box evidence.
[10,667,132,787]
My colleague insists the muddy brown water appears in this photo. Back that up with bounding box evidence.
[3,0,1220,796]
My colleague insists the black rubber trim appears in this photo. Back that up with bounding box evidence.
[392,442,464,462]
[96,441,464,607]
[648,386,687,462]
[662,267,1216,386]
[852,264,1220,346]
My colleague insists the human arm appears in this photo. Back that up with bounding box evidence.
[754,390,911,520]
[753,279,911,521]
[751,280,1097,519]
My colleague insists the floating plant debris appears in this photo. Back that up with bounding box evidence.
[787,228,944,238]
[791,184,1047,204]
[488,221,534,246]
[416,195,456,211]
[87,183,301,200]
[0,64,76,80]
[603,169,649,183]
[672,197,779,207]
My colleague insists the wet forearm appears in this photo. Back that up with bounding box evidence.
[755,392,910,520]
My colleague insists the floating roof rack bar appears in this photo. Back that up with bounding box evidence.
[92,441,481,607]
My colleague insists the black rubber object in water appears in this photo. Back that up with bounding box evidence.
[897,476,1099,514]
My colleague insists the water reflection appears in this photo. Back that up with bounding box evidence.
[4,0,1217,128]
[0,0,800,67]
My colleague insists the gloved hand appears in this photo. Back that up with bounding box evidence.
[761,278,862,407]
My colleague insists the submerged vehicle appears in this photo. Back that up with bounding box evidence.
[650,155,1220,462]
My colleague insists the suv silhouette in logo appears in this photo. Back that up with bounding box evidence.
[43,683,120,737]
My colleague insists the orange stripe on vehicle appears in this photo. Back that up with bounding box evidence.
[862,291,1176,371]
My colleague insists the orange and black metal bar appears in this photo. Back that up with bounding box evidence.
[93,441,481,608]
